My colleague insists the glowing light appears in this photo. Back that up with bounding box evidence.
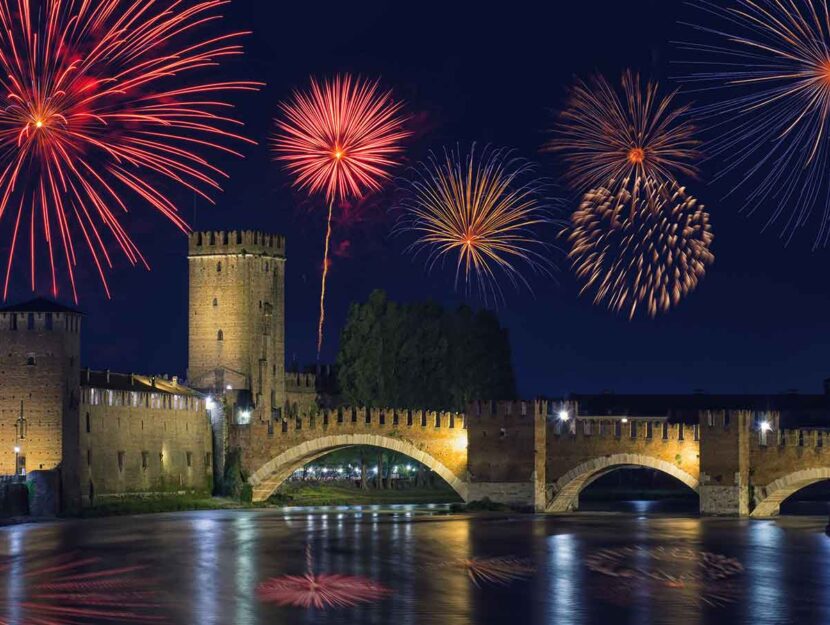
[257,545,392,609]
[399,145,555,303]
[621,418,629,424]
[547,70,699,198]
[760,421,773,433]
[681,0,830,247]
[568,177,714,319]
[452,435,469,452]
[0,0,260,301]
[13,446,19,453]
[273,74,409,356]
[205,398,216,410]
[558,410,570,422]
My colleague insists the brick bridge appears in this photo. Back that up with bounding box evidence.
[230,401,830,517]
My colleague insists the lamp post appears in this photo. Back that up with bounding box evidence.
[13,446,20,476]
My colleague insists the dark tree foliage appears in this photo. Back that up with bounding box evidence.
[336,290,517,411]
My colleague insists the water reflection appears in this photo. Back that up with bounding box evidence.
[0,506,826,624]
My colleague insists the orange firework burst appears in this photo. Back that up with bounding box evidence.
[273,74,409,356]
[0,0,260,302]
[569,178,714,319]
[680,0,830,247]
[547,71,700,196]
[399,146,554,302]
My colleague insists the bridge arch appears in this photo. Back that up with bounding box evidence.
[547,453,700,513]
[751,467,830,518]
[248,433,468,503]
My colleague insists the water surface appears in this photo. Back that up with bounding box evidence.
[1,504,828,625]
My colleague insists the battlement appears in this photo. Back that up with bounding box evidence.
[467,399,550,421]
[286,371,316,391]
[551,418,699,442]
[244,406,466,433]
[188,230,286,257]
[752,428,830,450]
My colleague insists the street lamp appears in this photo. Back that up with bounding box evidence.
[13,446,20,475]
[558,410,570,422]
[760,421,773,433]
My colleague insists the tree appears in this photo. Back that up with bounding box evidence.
[336,290,518,410]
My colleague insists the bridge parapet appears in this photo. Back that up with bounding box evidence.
[278,406,466,433]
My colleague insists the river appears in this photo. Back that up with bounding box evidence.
[1,503,828,624]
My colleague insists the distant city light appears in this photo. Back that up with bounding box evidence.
[760,421,773,433]
[558,410,570,422]
[621,418,629,424]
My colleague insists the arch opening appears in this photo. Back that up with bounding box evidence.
[547,454,700,513]
[751,468,830,518]
[248,434,468,503]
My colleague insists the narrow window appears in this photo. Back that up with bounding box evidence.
[217,330,224,342]
[26,354,35,367]
[213,298,218,307]
[87,449,92,466]
[217,261,222,273]
[186,451,193,468]
[117,451,125,473]
[85,413,91,433]
[141,451,149,470]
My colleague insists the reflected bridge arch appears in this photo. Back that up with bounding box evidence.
[248,433,469,502]
[751,467,830,518]
[547,453,700,513]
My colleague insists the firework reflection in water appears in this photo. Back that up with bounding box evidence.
[256,545,392,610]
[586,546,743,607]
[0,553,164,624]
[440,556,536,588]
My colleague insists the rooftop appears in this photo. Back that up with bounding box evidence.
[0,297,80,315]
[81,370,204,398]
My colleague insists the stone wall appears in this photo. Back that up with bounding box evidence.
[187,231,286,418]
[235,407,468,502]
[546,418,700,512]
[699,411,752,516]
[79,387,213,504]
[0,310,80,484]
[285,372,319,417]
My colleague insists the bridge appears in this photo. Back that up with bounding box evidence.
[229,401,830,517]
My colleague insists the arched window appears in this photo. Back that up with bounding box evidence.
[217,330,224,342]
[213,298,218,308]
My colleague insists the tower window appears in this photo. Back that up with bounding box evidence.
[85,413,91,433]
[213,298,218,307]
[186,452,193,468]
[217,261,222,273]
[26,354,36,367]
[141,452,149,470]
[117,451,125,473]
[217,330,224,342]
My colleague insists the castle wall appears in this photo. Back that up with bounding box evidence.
[188,231,286,421]
[285,372,319,417]
[0,310,80,483]
[79,387,213,503]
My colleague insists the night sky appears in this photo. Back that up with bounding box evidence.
[4,0,830,398]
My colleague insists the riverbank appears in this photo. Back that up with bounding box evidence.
[271,483,461,506]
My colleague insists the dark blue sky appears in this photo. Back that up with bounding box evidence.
[5,0,830,398]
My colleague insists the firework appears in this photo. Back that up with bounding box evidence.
[0,553,163,624]
[273,74,409,355]
[679,0,830,247]
[256,545,391,610]
[568,177,714,320]
[547,71,700,197]
[0,0,260,301]
[586,546,743,607]
[399,146,554,302]
[441,556,536,588]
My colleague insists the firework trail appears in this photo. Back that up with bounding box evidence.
[398,145,555,303]
[440,556,536,588]
[0,553,164,624]
[678,0,830,247]
[273,74,409,356]
[0,0,260,301]
[256,544,391,610]
[568,177,714,319]
[547,70,700,198]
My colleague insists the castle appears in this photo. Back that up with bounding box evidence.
[0,231,317,510]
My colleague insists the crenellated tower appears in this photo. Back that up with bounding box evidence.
[188,231,286,422]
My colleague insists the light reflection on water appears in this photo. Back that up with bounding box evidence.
[0,503,827,625]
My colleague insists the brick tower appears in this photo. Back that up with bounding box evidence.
[0,298,82,505]
[187,231,287,423]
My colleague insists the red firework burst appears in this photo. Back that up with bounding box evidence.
[256,545,392,610]
[0,554,164,624]
[272,74,409,355]
[0,0,260,301]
